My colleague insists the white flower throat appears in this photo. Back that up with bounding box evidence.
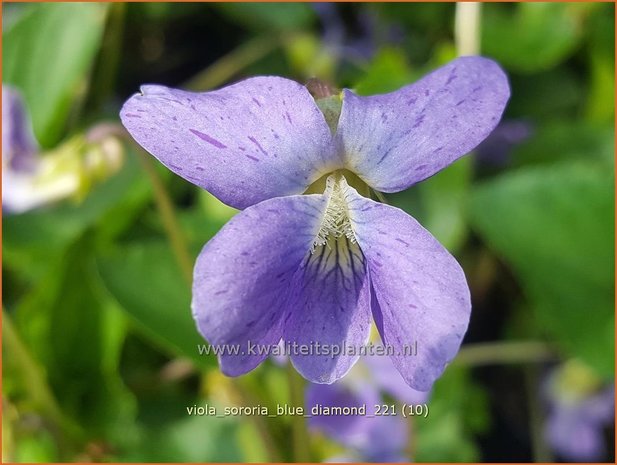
[312,175,357,253]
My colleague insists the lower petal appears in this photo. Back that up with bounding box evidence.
[284,237,371,384]
[192,194,327,376]
[347,192,471,391]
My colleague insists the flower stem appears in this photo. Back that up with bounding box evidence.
[183,34,280,91]
[2,310,84,452]
[232,380,283,462]
[87,3,126,112]
[287,362,311,462]
[134,144,283,459]
[454,341,556,367]
[524,365,554,462]
[455,2,482,56]
[136,149,193,285]
[373,189,389,204]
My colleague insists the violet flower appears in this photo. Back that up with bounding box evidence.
[307,353,428,462]
[120,56,509,390]
[3,85,124,213]
[309,381,408,462]
[3,85,44,213]
[543,361,615,462]
[313,3,404,64]
[474,119,532,167]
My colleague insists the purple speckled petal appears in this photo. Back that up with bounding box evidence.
[121,77,336,209]
[336,56,510,192]
[284,236,371,384]
[347,193,471,391]
[192,194,327,376]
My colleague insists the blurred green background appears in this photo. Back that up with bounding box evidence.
[2,2,614,462]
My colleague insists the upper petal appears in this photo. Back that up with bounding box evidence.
[336,56,510,192]
[121,76,336,209]
[192,193,327,376]
[346,193,471,391]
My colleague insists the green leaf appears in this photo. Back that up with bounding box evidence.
[586,50,615,124]
[3,149,150,282]
[354,48,414,96]
[506,69,583,121]
[415,366,488,461]
[3,3,108,146]
[389,157,472,253]
[471,160,615,376]
[120,413,243,462]
[9,240,138,447]
[215,3,314,32]
[583,4,615,124]
[482,3,587,73]
[96,241,215,370]
[283,33,337,81]
[511,121,614,167]
[416,156,472,252]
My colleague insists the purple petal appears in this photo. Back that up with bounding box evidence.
[121,77,336,209]
[546,406,606,462]
[580,385,615,424]
[192,194,327,376]
[306,381,380,445]
[364,350,430,404]
[474,119,533,167]
[284,237,371,383]
[307,379,410,461]
[336,56,510,192]
[359,414,409,462]
[2,86,38,173]
[347,192,471,391]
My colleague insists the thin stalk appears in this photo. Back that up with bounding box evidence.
[87,3,126,111]
[406,416,416,460]
[232,380,283,462]
[2,311,84,449]
[134,146,282,459]
[287,362,311,462]
[373,189,389,204]
[136,149,193,285]
[454,341,555,367]
[183,35,280,91]
[455,2,482,56]
[525,365,553,462]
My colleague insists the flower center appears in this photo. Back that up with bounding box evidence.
[312,174,357,253]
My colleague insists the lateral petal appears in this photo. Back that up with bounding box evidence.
[192,193,327,375]
[347,192,471,391]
